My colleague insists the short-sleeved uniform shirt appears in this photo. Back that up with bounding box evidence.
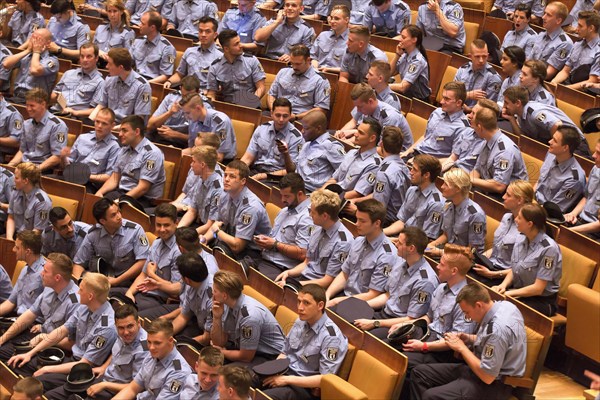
[53,67,105,110]
[396,183,445,240]
[0,99,24,156]
[269,66,331,114]
[92,70,152,123]
[67,131,121,176]
[19,111,67,164]
[332,147,382,192]
[207,53,266,105]
[311,29,348,69]
[176,44,223,90]
[530,28,573,71]
[296,132,345,192]
[142,234,182,299]
[245,121,304,173]
[29,280,79,333]
[474,131,529,186]
[261,18,315,59]
[8,187,52,234]
[131,34,177,79]
[536,153,586,213]
[8,256,44,315]
[417,0,466,50]
[41,221,90,259]
[13,51,59,95]
[395,48,431,100]
[489,213,521,270]
[47,13,90,51]
[454,62,502,107]
[168,0,218,37]
[93,23,135,53]
[7,10,45,46]
[416,108,470,158]
[187,108,237,159]
[301,220,352,281]
[113,137,166,199]
[133,348,192,400]
[103,327,148,384]
[501,26,537,59]
[363,0,410,37]
[442,198,487,252]
[372,155,411,224]
[219,7,266,44]
[580,166,600,223]
[427,279,476,339]
[340,44,388,84]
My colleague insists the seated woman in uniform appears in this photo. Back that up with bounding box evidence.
[389,25,431,102]
[492,203,562,316]
[519,59,556,106]
[470,180,534,287]
[92,0,135,67]
[497,46,525,108]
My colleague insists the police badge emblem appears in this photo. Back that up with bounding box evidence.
[327,347,338,361]
[242,326,253,338]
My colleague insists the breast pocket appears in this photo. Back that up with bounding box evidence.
[331,48,345,62]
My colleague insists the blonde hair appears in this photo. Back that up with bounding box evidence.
[16,162,41,186]
[81,273,110,303]
[213,270,244,299]
[443,243,473,275]
[507,180,534,204]
[443,168,471,197]
[192,145,218,170]
[311,189,342,220]
[106,0,130,30]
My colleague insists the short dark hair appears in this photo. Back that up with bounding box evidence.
[355,199,386,225]
[361,116,382,145]
[145,10,162,30]
[25,88,49,104]
[176,252,209,283]
[146,318,174,337]
[50,0,71,14]
[13,377,44,398]
[520,203,547,231]
[121,115,146,137]
[219,365,252,398]
[579,10,600,32]
[503,45,526,69]
[399,226,428,255]
[456,282,491,305]
[154,203,178,222]
[115,303,139,321]
[289,44,310,58]
[16,230,42,255]
[503,85,529,105]
[556,125,581,155]
[272,97,292,113]
[108,48,133,71]
[93,197,117,223]
[49,206,70,226]
[514,3,532,18]
[181,75,201,92]
[198,16,219,31]
[298,283,326,307]
[381,126,404,154]
[175,227,202,251]
[279,172,305,193]
[80,42,99,57]
[218,29,238,48]
[443,81,467,103]
[226,160,250,180]
[413,154,442,183]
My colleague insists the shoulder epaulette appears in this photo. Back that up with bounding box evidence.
[49,116,60,124]
[383,243,392,253]
[88,225,101,233]
[125,221,136,229]
[211,57,222,65]
[462,119,470,127]
[380,110,388,119]
[136,76,148,84]
[213,180,221,188]
[261,122,271,126]
[326,325,336,336]
[144,144,152,151]
[173,359,181,371]
[459,63,469,69]
[541,239,550,247]
[498,140,506,151]
[572,169,579,180]
[69,293,78,303]
[242,197,249,205]
[380,162,390,172]
[559,34,566,42]
[36,192,45,202]
[527,28,536,35]
[420,269,428,279]
[2,169,13,177]
[213,115,223,124]
[141,340,148,350]
[241,305,249,317]
[467,205,477,214]
[488,65,498,74]
[432,192,441,202]
[78,228,87,238]
[43,225,53,233]
[134,36,145,40]
[374,157,381,165]
[339,230,348,241]
[291,127,301,137]
[539,91,547,100]
[101,315,108,326]
[397,2,407,10]
[487,321,493,334]
[6,105,17,112]
[242,53,254,57]
[160,36,171,45]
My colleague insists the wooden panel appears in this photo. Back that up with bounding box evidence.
[328,81,355,130]
[212,100,262,128]
[326,309,365,350]
[174,155,193,196]
[79,14,104,31]
[361,333,407,400]
[248,267,284,305]
[519,135,548,161]
[410,98,436,120]
[0,361,21,394]
[0,238,17,280]
[557,226,600,266]
[120,203,152,232]
[463,8,486,36]
[163,35,194,52]
[214,250,249,283]
[483,16,514,43]
[425,50,451,103]
[370,35,399,54]
[247,177,271,204]
[473,191,505,222]
[41,177,86,221]
[81,193,103,225]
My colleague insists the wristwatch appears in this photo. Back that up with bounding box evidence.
[373,320,380,328]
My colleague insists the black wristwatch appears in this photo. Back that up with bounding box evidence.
[57,47,63,55]
[373,320,380,328]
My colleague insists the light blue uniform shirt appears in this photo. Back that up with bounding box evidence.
[133,348,192,400]
[180,276,214,332]
[114,137,166,199]
[47,13,90,51]
[427,279,476,339]
[417,0,466,50]
[142,234,182,299]
[454,62,502,106]
[497,69,521,108]
[529,84,555,106]
[493,0,544,16]
[511,231,561,297]
[301,220,352,281]
[351,101,413,151]
[103,327,148,384]
[41,221,90,259]
[372,155,411,224]
[530,28,573,71]
[416,108,470,157]
[0,168,13,224]
[261,18,315,59]
[363,0,410,37]
[8,187,52,234]
[29,280,80,333]
[8,256,44,315]
[245,121,304,173]
[68,131,121,176]
[581,166,600,223]
[340,44,388,84]
[7,10,45,46]
[396,183,445,240]
[93,24,135,53]
[19,111,67,164]
[0,99,24,156]
[131,34,176,79]
[536,153,586,213]
[489,212,520,270]
[332,147,382,192]
[311,29,348,69]
[442,198,487,252]
[92,70,152,123]
[168,0,218,37]
[452,128,486,173]
[191,171,224,223]
[219,7,266,44]
[501,26,537,59]
[53,67,105,110]
[269,66,331,114]
[13,51,58,95]
[187,108,237,159]
[180,374,219,400]
[296,132,345,192]
[176,44,223,90]
[0,264,12,303]
[474,130,528,186]
[395,48,431,100]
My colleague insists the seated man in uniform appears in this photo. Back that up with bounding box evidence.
[367,60,401,110]
[43,304,148,400]
[204,160,271,261]
[114,319,192,399]
[410,283,526,400]
[123,204,182,312]
[275,188,352,289]
[500,4,537,58]
[535,126,586,213]
[453,39,502,112]
[46,0,91,62]
[180,346,224,399]
[130,11,176,84]
[5,162,52,241]
[363,0,410,38]
[218,365,253,400]
[416,0,466,53]
[253,173,312,280]
[166,0,218,40]
[326,199,398,306]
[60,107,121,192]
[260,284,348,399]
[73,198,149,288]
[41,207,90,259]
[268,45,331,122]
[95,115,166,208]
[211,270,285,365]
[240,98,304,180]
[2,0,45,47]
[311,5,350,73]
[294,110,345,192]
[7,273,116,391]
[551,11,600,90]
[0,253,77,365]
[0,93,24,160]
[254,0,315,62]
[218,0,266,53]
[470,101,528,195]
[339,25,387,84]
[8,89,68,172]
[353,227,438,340]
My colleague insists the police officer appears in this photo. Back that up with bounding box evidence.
[0,165,14,231]
[535,126,586,213]
[180,346,223,400]
[454,40,502,110]
[0,253,78,366]
[4,0,45,47]
[0,94,23,158]
[44,304,149,400]
[96,115,166,207]
[363,0,410,38]
[180,93,237,160]
[219,0,266,53]
[501,4,540,59]
[368,60,401,109]
[428,168,487,255]
[275,188,352,288]
[384,154,445,241]
[254,0,315,61]
[295,110,345,192]
[530,2,573,80]
[165,17,222,93]
[0,230,44,318]
[125,0,165,26]
[568,0,597,30]
[90,48,152,124]
[166,0,218,40]
[339,25,388,84]
[403,81,470,159]
[520,59,556,106]
[7,273,117,389]
[471,100,528,195]
[325,117,382,198]
[8,89,67,172]
[493,203,562,316]
[497,46,525,109]
[326,199,399,305]
[130,11,176,83]
[492,0,544,20]
[372,127,411,226]
[565,139,600,229]
[41,207,90,259]
[92,0,135,58]
[241,98,304,178]
[73,198,150,287]
[416,0,466,53]
[551,11,600,90]
[311,5,350,72]
[254,174,312,280]
[114,318,191,399]
[390,25,431,102]
[205,160,271,261]
[123,204,182,312]
[2,29,59,103]
[410,283,526,400]
[502,85,592,157]
[207,29,266,107]
[261,284,348,399]
[175,227,220,276]
[46,0,91,62]
[268,45,331,120]
[211,270,285,365]
[51,43,105,119]
[6,163,52,240]
[178,146,224,236]
[353,227,439,341]
[61,107,121,191]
